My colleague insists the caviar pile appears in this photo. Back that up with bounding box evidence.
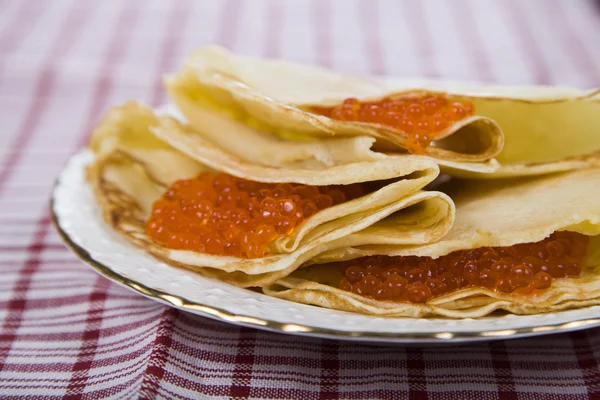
[313,95,475,154]
[146,172,365,258]
[338,232,588,303]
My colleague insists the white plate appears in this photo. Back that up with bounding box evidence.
[52,150,600,345]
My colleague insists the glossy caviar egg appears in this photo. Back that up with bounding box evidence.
[312,94,475,154]
[147,173,364,258]
[338,232,588,303]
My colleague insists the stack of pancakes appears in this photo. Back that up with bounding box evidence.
[87,46,600,318]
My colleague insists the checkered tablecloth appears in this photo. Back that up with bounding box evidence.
[1,0,600,398]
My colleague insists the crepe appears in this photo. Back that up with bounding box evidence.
[87,102,454,287]
[264,168,600,317]
[166,46,600,177]
[165,47,502,173]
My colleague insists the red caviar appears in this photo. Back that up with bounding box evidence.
[312,95,475,154]
[146,172,365,258]
[338,232,588,303]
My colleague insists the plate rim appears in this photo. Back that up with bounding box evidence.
[51,151,600,344]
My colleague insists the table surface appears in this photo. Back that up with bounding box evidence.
[1,0,600,399]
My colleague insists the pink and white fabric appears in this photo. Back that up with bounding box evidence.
[1,0,600,398]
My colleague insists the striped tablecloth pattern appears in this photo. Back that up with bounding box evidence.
[1,0,600,398]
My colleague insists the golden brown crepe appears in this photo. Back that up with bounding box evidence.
[264,168,600,317]
[166,46,600,177]
[87,102,454,287]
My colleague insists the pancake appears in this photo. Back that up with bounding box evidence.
[167,46,600,177]
[87,102,454,287]
[264,169,600,317]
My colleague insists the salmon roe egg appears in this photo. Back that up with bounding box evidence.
[337,232,588,303]
[312,94,475,154]
[146,172,365,258]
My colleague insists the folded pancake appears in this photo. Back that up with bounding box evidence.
[264,168,600,317]
[165,46,502,173]
[166,45,600,177]
[87,102,454,287]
